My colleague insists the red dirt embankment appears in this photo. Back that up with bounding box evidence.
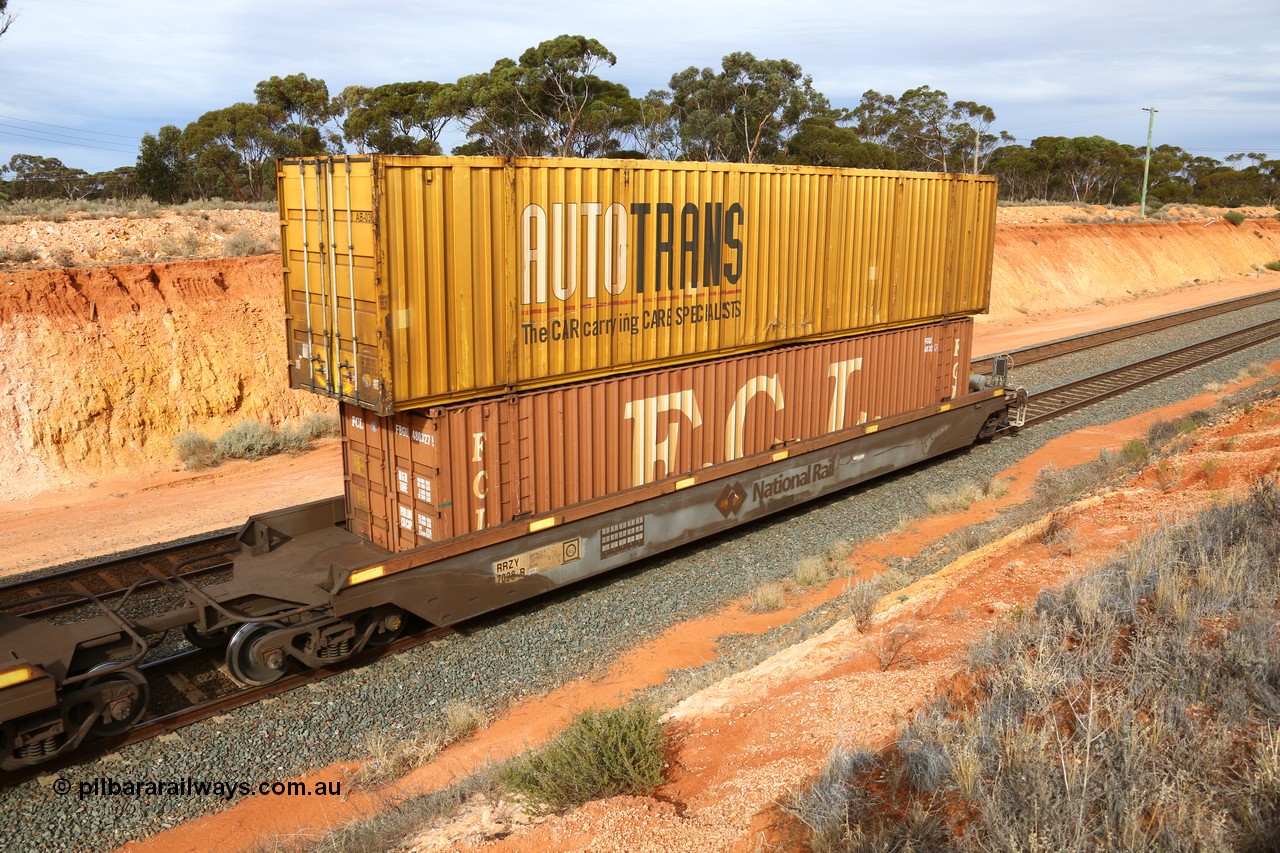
[987,217,1280,321]
[0,257,331,499]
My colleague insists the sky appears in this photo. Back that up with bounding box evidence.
[0,0,1277,176]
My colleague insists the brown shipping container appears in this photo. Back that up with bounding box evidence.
[281,156,996,415]
[341,319,973,552]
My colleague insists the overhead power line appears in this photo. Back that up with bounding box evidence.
[0,128,138,155]
[1004,135,1276,155]
[1158,108,1280,114]
[0,113,139,140]
[0,123,138,152]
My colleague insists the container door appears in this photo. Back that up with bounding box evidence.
[388,411,450,551]
[340,403,394,549]
[279,158,380,410]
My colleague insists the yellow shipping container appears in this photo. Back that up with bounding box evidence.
[277,155,995,414]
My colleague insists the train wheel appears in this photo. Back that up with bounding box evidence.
[226,622,289,687]
[365,609,406,648]
[182,623,229,650]
[83,664,150,737]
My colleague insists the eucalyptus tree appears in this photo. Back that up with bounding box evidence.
[1224,152,1280,205]
[452,35,637,157]
[340,81,453,154]
[136,125,191,202]
[851,86,1008,173]
[780,115,898,169]
[627,90,681,160]
[3,154,88,199]
[254,72,341,153]
[1055,136,1135,203]
[667,52,827,163]
[180,103,292,201]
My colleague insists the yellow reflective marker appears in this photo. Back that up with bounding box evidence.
[348,565,387,586]
[0,665,37,690]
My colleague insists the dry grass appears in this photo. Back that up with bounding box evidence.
[789,478,1280,851]
[1236,361,1271,382]
[923,477,1007,514]
[748,582,786,613]
[353,700,487,789]
[843,568,910,627]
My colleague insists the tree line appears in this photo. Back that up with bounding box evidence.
[2,34,1277,209]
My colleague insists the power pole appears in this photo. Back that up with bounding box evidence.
[1140,107,1158,217]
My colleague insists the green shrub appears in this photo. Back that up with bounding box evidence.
[1265,260,1280,272]
[223,229,277,257]
[273,426,313,453]
[214,420,284,460]
[176,417,329,470]
[500,704,667,815]
[1120,438,1150,464]
[299,411,340,439]
[173,430,216,470]
[1223,210,1246,226]
[1177,410,1212,434]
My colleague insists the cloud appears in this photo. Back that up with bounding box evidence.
[1,0,1275,172]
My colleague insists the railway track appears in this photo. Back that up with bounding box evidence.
[0,533,239,621]
[4,296,1279,788]
[1,624,457,788]
[973,287,1280,374]
[1017,316,1280,427]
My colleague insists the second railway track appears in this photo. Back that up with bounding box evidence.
[0,534,240,621]
[1017,316,1280,427]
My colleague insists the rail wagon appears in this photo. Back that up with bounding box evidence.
[0,159,1018,772]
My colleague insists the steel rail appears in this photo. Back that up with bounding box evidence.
[0,534,239,620]
[973,287,1280,374]
[6,298,1279,785]
[1019,317,1280,427]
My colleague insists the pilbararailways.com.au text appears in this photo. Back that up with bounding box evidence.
[54,775,342,801]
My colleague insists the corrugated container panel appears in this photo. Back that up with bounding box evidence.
[341,319,973,552]
[340,407,394,550]
[282,156,994,414]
